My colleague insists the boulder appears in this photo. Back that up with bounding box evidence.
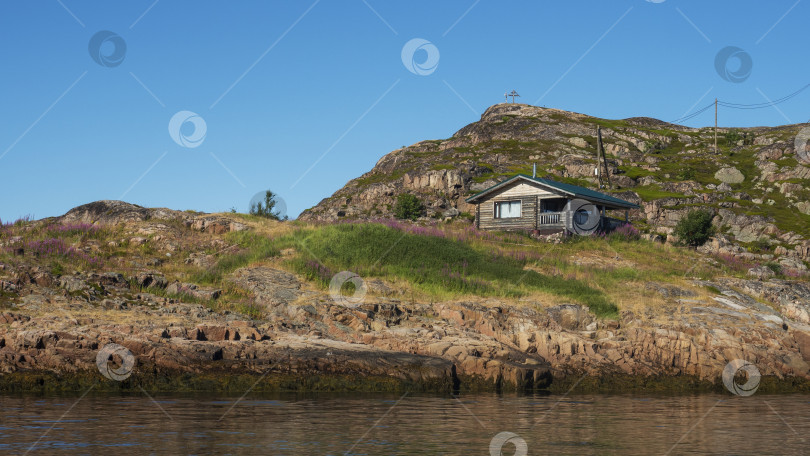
[228,266,304,306]
[58,276,87,293]
[714,167,745,184]
[188,216,248,234]
[166,282,222,301]
[135,272,168,290]
[747,266,776,280]
[546,304,593,330]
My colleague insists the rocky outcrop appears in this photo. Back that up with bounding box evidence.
[298,104,810,270]
[229,266,307,306]
[4,201,810,392]
[4,268,810,391]
[58,200,186,224]
[187,215,248,234]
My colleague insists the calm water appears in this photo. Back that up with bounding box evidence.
[0,391,807,455]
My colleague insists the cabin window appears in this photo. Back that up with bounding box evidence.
[494,200,521,219]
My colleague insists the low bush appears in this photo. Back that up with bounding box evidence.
[393,194,424,221]
[674,209,715,247]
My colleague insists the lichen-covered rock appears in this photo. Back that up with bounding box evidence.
[59,200,184,224]
[715,167,745,184]
[228,266,305,306]
[166,282,221,301]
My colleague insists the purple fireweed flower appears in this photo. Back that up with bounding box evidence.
[24,237,103,268]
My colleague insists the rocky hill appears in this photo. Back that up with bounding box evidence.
[300,103,810,275]
[3,200,810,393]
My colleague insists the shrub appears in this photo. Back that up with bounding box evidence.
[674,209,715,247]
[764,262,783,276]
[676,168,696,181]
[394,193,424,221]
[749,238,771,254]
[458,212,476,223]
[725,129,742,146]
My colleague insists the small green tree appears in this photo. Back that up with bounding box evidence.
[673,209,715,247]
[394,193,424,221]
[250,191,287,220]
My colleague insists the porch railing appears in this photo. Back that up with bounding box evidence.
[537,212,563,226]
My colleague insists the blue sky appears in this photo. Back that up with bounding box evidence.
[1,0,807,221]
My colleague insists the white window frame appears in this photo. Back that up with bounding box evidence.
[494,200,522,219]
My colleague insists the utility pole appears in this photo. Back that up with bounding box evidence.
[596,126,602,188]
[596,126,612,189]
[600,127,612,189]
[715,98,718,154]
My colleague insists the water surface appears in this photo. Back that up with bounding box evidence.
[1,392,807,455]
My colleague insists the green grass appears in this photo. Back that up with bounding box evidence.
[191,230,280,285]
[622,166,652,180]
[355,168,409,187]
[627,185,687,201]
[271,223,619,317]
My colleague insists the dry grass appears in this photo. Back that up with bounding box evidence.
[3,213,799,321]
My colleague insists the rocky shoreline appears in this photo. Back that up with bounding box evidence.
[3,266,810,394]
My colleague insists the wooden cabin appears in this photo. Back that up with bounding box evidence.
[465,174,639,234]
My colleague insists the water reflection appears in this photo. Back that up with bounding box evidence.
[0,392,807,455]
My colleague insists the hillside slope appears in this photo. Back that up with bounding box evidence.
[3,201,810,392]
[300,103,810,273]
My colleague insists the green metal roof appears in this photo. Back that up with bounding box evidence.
[465,174,639,209]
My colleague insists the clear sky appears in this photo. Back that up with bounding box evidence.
[1,0,807,222]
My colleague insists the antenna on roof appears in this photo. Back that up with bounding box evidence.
[508,90,520,103]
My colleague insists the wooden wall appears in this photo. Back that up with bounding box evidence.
[478,195,537,231]
[475,180,563,231]
[496,182,554,199]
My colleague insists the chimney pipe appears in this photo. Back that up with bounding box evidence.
[532,163,536,178]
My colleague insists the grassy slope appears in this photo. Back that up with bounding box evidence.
[265,221,749,318]
[1,215,801,321]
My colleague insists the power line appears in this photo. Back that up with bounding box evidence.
[671,102,714,124]
[671,82,810,124]
[718,83,810,109]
